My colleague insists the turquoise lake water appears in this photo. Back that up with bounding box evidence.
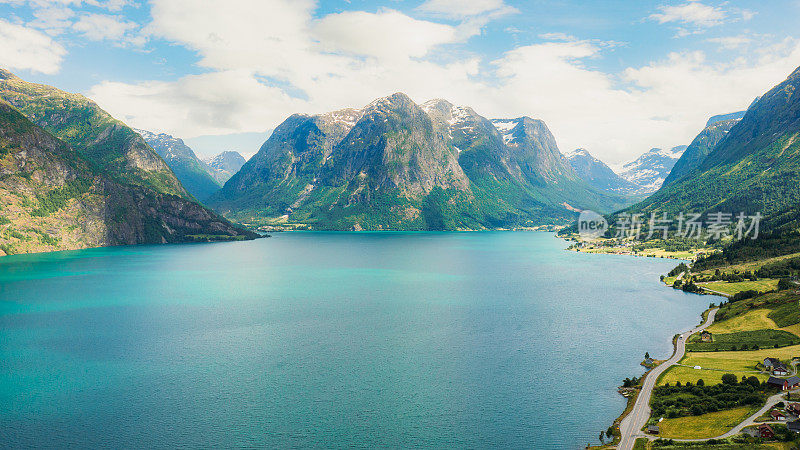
[0,232,708,448]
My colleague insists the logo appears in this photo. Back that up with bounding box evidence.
[578,210,608,239]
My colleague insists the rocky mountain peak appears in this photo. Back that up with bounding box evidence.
[420,98,454,116]
[363,92,416,113]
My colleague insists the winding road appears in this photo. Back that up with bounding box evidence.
[617,308,719,450]
[674,390,793,441]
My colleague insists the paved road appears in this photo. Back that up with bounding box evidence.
[617,308,719,450]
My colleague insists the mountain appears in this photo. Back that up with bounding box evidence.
[619,65,800,234]
[706,111,745,127]
[204,151,246,184]
[0,69,189,198]
[208,93,627,230]
[661,116,741,187]
[617,146,687,193]
[0,99,257,256]
[564,148,642,196]
[134,129,221,201]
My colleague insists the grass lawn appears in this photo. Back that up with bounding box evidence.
[658,365,766,386]
[657,345,800,386]
[702,279,780,296]
[664,276,677,285]
[707,309,778,334]
[656,406,758,439]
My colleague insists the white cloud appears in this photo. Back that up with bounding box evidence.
[73,12,141,44]
[0,0,130,10]
[650,2,727,27]
[708,35,751,50]
[417,0,516,19]
[314,10,458,60]
[0,18,66,74]
[88,70,303,136]
[85,1,800,167]
[29,6,74,34]
[538,32,578,42]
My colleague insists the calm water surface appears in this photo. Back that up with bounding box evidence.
[0,232,707,448]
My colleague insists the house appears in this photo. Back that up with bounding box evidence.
[768,377,789,390]
[764,357,782,368]
[771,410,787,421]
[774,364,790,376]
[700,330,712,342]
[647,425,659,435]
[787,376,800,389]
[759,424,775,439]
[789,420,800,433]
[788,403,800,415]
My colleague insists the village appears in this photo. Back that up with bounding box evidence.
[595,249,800,450]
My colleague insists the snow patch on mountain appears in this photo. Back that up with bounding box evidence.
[490,119,519,145]
[617,146,686,193]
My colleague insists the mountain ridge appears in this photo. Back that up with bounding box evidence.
[616,65,800,235]
[209,93,628,230]
[0,99,257,256]
[564,148,643,197]
[204,151,246,184]
[135,128,222,201]
[0,69,189,198]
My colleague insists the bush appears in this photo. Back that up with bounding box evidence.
[721,373,738,385]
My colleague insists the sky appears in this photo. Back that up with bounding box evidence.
[1,0,800,164]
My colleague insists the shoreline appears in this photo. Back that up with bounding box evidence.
[566,235,714,449]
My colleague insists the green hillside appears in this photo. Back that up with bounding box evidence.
[0,69,188,198]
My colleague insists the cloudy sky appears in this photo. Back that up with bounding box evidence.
[1,0,799,163]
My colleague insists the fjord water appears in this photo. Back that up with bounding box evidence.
[0,232,707,448]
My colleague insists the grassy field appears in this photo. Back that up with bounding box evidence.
[781,323,800,337]
[696,252,800,276]
[706,309,778,334]
[686,329,800,352]
[658,365,766,386]
[664,276,678,285]
[658,345,800,386]
[714,291,799,323]
[639,248,698,259]
[769,301,800,327]
[702,279,780,295]
[656,406,759,439]
[634,440,794,450]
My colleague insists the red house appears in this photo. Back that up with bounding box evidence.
[759,424,775,439]
[771,410,787,421]
[768,376,789,390]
